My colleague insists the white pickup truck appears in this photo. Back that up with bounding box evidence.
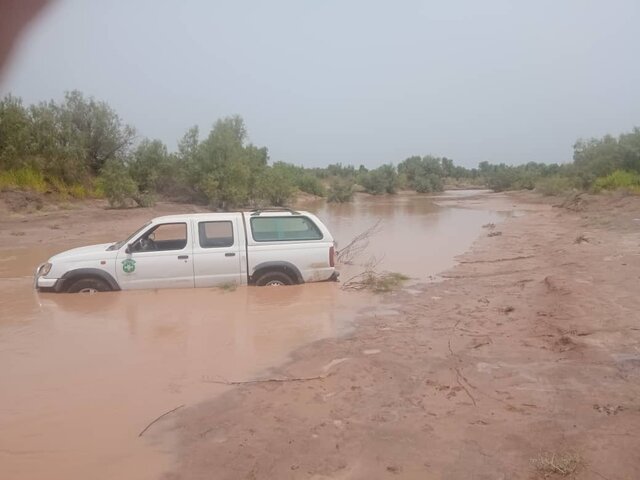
[35,209,338,293]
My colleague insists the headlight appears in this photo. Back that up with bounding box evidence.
[38,263,52,276]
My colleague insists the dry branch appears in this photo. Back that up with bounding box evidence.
[138,404,185,437]
[203,372,333,386]
[530,451,582,476]
[341,255,408,293]
[459,255,534,264]
[337,219,382,264]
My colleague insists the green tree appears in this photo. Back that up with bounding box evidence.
[0,95,31,170]
[58,91,135,175]
[397,155,447,193]
[128,139,168,194]
[191,116,268,208]
[255,164,296,206]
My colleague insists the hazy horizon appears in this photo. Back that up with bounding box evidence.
[1,0,639,168]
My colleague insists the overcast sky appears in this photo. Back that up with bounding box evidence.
[1,0,639,168]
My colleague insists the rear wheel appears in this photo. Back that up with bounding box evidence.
[255,271,294,287]
[67,278,111,294]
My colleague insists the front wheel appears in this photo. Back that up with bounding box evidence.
[67,278,111,294]
[255,271,294,287]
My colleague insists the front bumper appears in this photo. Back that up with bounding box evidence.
[34,265,60,291]
[36,276,58,289]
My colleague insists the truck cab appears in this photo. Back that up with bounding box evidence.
[35,209,338,293]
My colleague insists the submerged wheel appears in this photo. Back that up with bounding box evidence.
[67,278,111,294]
[255,271,294,287]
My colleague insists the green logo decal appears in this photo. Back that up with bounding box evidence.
[122,258,136,273]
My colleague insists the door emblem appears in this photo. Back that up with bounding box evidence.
[122,258,136,273]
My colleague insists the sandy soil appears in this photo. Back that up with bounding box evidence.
[163,192,640,480]
[0,195,211,252]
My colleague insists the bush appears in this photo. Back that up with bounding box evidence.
[98,160,139,208]
[413,173,444,193]
[296,174,326,197]
[535,175,575,196]
[486,168,519,192]
[327,178,354,203]
[593,170,640,193]
[68,184,90,199]
[132,192,156,207]
[398,155,449,192]
[359,164,398,195]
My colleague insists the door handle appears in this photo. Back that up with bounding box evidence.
[178,255,189,260]
[225,252,236,257]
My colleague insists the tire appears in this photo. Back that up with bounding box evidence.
[66,278,111,294]
[255,271,294,287]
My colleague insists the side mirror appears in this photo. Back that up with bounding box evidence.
[126,243,133,254]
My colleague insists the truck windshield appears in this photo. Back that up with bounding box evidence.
[107,222,152,251]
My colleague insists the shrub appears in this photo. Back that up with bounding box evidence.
[593,170,640,193]
[68,184,90,199]
[413,173,444,193]
[359,164,398,195]
[398,155,448,192]
[535,175,575,196]
[132,192,156,207]
[91,181,105,198]
[297,174,326,197]
[327,178,354,203]
[98,160,139,208]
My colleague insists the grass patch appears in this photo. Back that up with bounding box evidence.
[48,177,90,199]
[593,170,640,194]
[0,167,47,192]
[0,168,96,199]
[531,451,582,477]
[218,281,238,292]
[371,272,410,292]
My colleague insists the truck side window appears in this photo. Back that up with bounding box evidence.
[133,223,187,252]
[198,221,234,248]
[251,216,323,242]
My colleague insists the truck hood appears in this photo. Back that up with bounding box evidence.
[49,243,115,262]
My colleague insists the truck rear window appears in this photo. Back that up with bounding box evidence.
[198,221,234,248]
[250,216,323,242]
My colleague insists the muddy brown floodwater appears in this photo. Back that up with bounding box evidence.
[0,192,511,480]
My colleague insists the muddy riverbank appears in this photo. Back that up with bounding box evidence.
[165,192,640,480]
[0,191,513,480]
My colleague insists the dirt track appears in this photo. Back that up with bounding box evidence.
[165,193,640,480]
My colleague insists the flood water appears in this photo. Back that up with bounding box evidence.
[0,192,511,480]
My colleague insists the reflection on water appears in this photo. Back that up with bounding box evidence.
[0,192,512,480]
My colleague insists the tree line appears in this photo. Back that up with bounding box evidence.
[1,91,639,208]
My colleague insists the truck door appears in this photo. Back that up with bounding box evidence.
[193,217,243,287]
[116,222,194,290]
